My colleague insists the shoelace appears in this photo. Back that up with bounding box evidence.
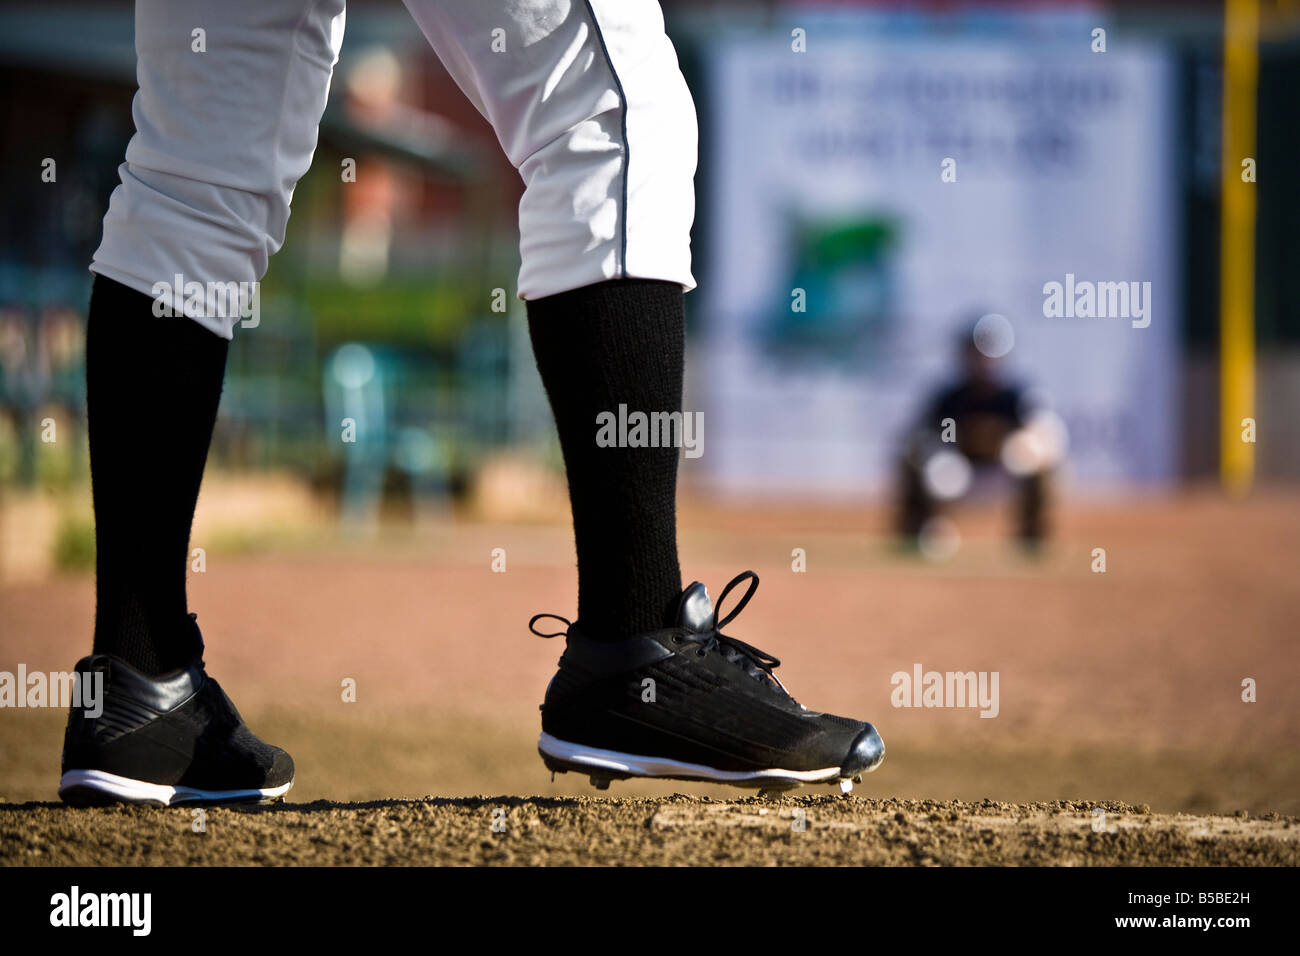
[529,570,790,694]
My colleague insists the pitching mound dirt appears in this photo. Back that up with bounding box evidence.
[2,796,1295,866]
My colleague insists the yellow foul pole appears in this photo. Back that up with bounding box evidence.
[1220,0,1259,495]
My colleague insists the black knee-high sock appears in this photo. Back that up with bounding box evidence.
[527,279,684,641]
[87,276,228,674]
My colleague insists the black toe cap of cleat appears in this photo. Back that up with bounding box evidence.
[841,724,886,776]
[267,749,295,789]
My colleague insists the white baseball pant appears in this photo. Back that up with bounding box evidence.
[91,0,698,339]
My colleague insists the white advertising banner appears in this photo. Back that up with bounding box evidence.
[701,33,1179,495]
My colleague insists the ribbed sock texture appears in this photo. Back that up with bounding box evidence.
[527,279,685,641]
[87,276,226,674]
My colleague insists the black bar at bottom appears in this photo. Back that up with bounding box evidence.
[0,865,1285,942]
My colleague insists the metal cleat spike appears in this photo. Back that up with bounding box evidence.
[838,778,854,795]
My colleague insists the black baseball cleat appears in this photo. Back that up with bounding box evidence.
[532,571,884,794]
[58,617,294,806]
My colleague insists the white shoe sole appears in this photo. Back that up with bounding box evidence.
[538,731,851,788]
[59,769,293,806]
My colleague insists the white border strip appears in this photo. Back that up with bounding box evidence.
[539,732,841,783]
[59,769,292,806]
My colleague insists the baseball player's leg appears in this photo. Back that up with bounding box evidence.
[897,453,937,542]
[62,0,343,805]
[401,0,696,298]
[1017,469,1050,547]
[93,0,346,334]
[404,0,696,638]
[88,0,344,673]
[406,2,883,789]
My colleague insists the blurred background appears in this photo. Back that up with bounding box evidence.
[1,0,1297,816]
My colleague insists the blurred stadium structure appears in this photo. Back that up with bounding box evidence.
[0,0,1297,576]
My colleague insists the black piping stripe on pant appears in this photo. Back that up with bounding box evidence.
[582,0,630,278]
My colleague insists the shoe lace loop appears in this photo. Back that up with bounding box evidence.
[529,614,572,639]
[683,571,787,691]
[715,569,760,631]
[527,571,786,692]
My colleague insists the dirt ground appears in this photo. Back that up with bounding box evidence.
[2,797,1295,866]
[1,488,1298,865]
